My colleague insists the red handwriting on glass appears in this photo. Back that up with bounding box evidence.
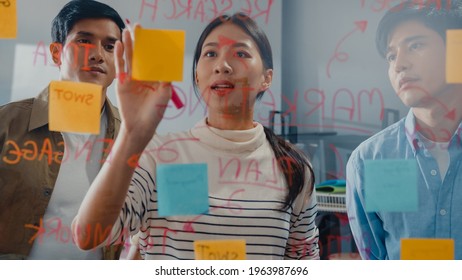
[33,41,58,67]
[360,0,452,13]
[127,137,200,168]
[2,138,114,165]
[160,85,276,123]
[218,157,285,191]
[182,188,246,233]
[158,86,384,135]
[328,144,346,179]
[137,227,178,253]
[24,217,131,248]
[33,41,96,68]
[139,0,274,24]
[326,21,368,79]
[54,88,94,105]
[260,87,385,134]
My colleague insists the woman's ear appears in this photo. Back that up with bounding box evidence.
[49,42,63,66]
[260,69,273,91]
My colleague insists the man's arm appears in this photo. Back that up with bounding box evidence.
[346,153,388,260]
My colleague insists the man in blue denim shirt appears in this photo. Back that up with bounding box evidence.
[347,0,462,259]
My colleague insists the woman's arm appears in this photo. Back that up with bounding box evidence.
[72,26,172,250]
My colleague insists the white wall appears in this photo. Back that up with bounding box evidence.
[282,0,408,136]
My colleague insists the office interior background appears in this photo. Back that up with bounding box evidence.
[0,0,416,259]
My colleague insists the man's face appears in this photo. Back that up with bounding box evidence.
[55,18,121,94]
[386,20,452,108]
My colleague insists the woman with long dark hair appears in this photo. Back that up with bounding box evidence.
[73,13,319,260]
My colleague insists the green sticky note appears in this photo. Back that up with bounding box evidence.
[156,163,209,217]
[365,159,418,212]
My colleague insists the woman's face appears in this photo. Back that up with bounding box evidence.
[195,22,272,119]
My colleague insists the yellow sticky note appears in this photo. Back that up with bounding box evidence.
[194,240,246,260]
[446,29,462,83]
[132,28,185,82]
[0,0,17,39]
[49,81,102,134]
[401,238,454,260]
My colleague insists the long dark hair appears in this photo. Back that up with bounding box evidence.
[192,13,315,210]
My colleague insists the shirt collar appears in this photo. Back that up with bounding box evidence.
[28,87,49,131]
[190,118,265,153]
[404,109,419,154]
[404,109,462,153]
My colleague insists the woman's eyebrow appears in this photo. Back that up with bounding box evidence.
[203,41,252,49]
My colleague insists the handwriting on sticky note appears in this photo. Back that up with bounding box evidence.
[364,159,418,212]
[156,163,209,217]
[446,29,462,83]
[49,81,102,134]
[132,28,185,82]
[194,240,246,260]
[401,238,454,260]
[0,0,17,38]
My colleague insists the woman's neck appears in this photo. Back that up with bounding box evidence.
[206,111,255,130]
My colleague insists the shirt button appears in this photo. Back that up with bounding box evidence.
[431,170,437,176]
[440,209,447,216]
[43,188,52,197]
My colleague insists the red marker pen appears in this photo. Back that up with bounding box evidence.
[171,86,184,109]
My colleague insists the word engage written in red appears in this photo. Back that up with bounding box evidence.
[1,138,114,166]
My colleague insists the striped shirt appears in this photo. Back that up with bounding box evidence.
[109,119,319,260]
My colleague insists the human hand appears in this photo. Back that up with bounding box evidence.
[114,24,172,144]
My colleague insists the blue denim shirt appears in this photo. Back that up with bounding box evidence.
[346,110,462,259]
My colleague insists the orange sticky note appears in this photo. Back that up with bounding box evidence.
[49,81,102,134]
[401,238,454,260]
[446,29,462,83]
[194,240,246,260]
[132,28,185,82]
[0,0,17,39]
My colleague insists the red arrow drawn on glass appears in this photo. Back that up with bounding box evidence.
[326,21,368,79]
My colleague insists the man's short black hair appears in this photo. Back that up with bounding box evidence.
[376,0,462,58]
[51,0,125,44]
